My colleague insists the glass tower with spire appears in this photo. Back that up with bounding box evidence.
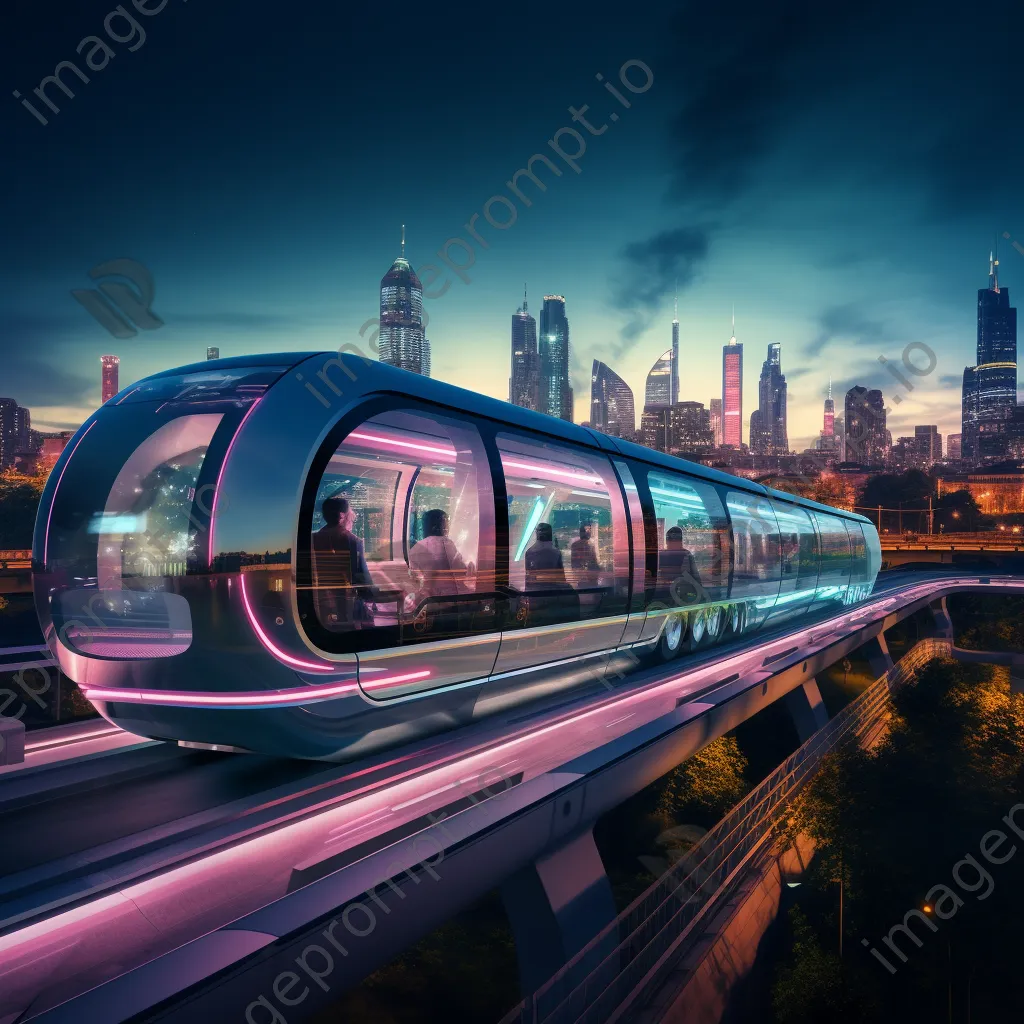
[539,295,573,422]
[671,291,679,406]
[509,285,540,411]
[963,250,1017,463]
[379,225,427,375]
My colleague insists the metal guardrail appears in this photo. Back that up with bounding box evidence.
[499,637,951,1024]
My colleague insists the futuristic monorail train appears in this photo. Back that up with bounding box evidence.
[33,353,881,760]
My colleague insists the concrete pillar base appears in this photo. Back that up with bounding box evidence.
[501,827,618,997]
[783,679,829,743]
[862,633,895,679]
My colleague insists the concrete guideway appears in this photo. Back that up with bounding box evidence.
[1,573,1020,1023]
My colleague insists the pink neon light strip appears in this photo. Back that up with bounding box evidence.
[43,420,97,566]
[347,431,456,459]
[239,571,337,673]
[207,399,262,566]
[501,458,604,486]
[81,669,430,707]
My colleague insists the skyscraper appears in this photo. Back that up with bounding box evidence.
[750,343,784,455]
[101,355,120,404]
[644,350,673,409]
[961,365,979,463]
[915,425,942,464]
[721,314,743,447]
[378,225,427,375]
[948,433,962,461]
[844,385,886,465]
[671,295,679,406]
[709,398,723,447]
[539,295,573,422]
[0,398,30,469]
[962,251,1018,463]
[207,347,220,360]
[422,339,431,378]
[823,377,835,437]
[509,286,540,412]
[590,360,635,439]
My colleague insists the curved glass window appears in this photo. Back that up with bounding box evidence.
[812,512,852,607]
[499,433,628,627]
[647,469,730,609]
[766,499,819,622]
[725,491,781,626]
[306,408,496,650]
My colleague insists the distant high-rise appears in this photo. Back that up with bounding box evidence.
[101,355,120,404]
[539,295,573,422]
[379,225,427,375]
[709,398,723,447]
[962,251,1018,463]
[671,295,680,406]
[590,361,635,439]
[750,343,788,455]
[207,347,220,361]
[948,433,962,461]
[509,286,540,412]
[721,314,743,447]
[422,339,431,378]
[844,385,886,464]
[915,425,942,464]
[961,365,980,463]
[0,398,30,469]
[644,349,673,410]
[823,377,835,436]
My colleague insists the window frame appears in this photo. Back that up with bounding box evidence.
[296,395,507,655]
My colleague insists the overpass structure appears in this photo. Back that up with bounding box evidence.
[0,570,1021,1024]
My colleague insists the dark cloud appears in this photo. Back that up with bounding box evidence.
[610,226,710,354]
[168,311,305,330]
[806,304,887,359]
[0,352,92,407]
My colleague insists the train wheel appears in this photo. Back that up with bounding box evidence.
[705,605,727,642]
[728,602,744,635]
[656,612,687,661]
[689,608,707,646]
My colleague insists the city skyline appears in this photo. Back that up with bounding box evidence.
[3,2,1020,449]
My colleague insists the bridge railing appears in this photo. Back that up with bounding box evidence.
[498,637,951,1024]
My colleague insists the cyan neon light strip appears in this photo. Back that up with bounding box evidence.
[514,496,547,562]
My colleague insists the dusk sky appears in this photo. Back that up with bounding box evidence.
[2,0,1022,448]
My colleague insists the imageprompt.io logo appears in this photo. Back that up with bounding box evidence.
[72,258,163,339]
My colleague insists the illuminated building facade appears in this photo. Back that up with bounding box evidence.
[101,355,120,404]
[644,349,673,409]
[509,288,540,411]
[590,360,635,438]
[539,295,573,422]
[709,398,723,447]
[379,225,427,375]
[721,317,743,447]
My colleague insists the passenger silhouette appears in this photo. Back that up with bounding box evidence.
[524,522,578,625]
[312,495,374,629]
[658,526,702,605]
[409,508,471,598]
[570,524,600,579]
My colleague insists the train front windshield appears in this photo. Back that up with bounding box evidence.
[37,366,287,659]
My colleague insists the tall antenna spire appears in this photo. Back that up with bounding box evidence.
[400,223,406,258]
[523,282,528,313]
[828,375,832,400]
[673,279,679,323]
[991,237,1001,292]
[729,306,736,344]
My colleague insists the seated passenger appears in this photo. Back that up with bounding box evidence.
[312,495,374,628]
[523,522,579,626]
[658,526,702,605]
[525,522,568,589]
[409,509,470,599]
[570,523,601,585]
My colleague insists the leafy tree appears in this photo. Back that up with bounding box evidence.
[0,472,45,548]
[776,657,1024,1022]
[933,488,989,532]
[859,470,932,532]
[656,735,749,824]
